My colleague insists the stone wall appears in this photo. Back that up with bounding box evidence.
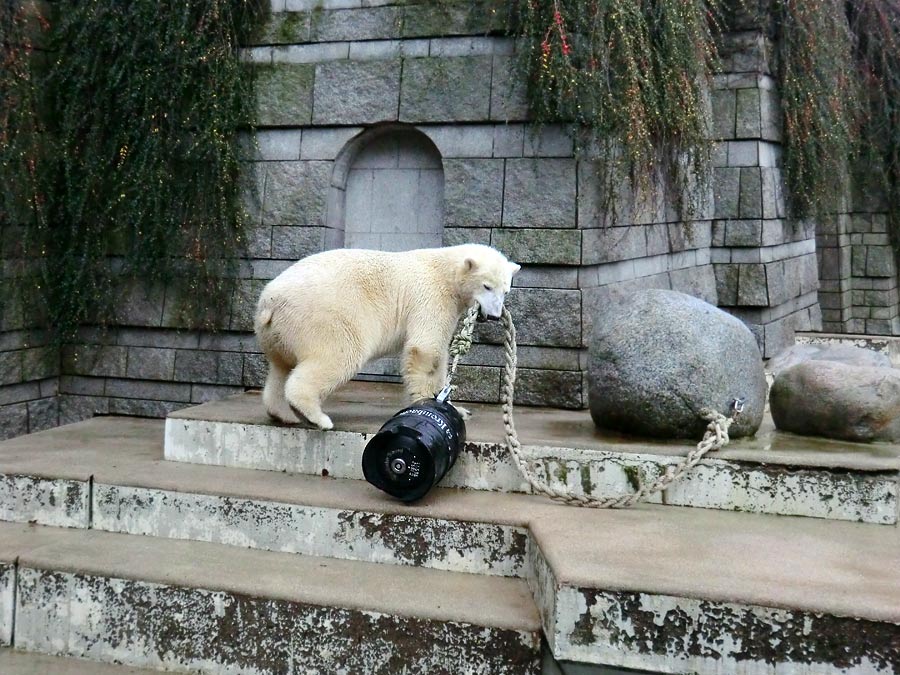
[8,0,900,435]
[0,2,60,440]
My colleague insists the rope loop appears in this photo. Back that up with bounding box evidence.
[446,304,740,509]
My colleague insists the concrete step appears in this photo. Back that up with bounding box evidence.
[0,522,542,674]
[0,648,163,674]
[1,415,898,673]
[165,383,900,524]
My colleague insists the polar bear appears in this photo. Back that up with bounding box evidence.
[254,244,520,430]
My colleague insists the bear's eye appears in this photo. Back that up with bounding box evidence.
[483,283,493,291]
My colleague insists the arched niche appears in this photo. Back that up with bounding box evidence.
[327,125,445,381]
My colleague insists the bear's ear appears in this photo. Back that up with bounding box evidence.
[464,258,478,273]
[509,262,521,276]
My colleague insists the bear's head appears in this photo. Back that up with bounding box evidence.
[457,245,521,321]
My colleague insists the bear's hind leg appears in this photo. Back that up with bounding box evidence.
[262,360,300,424]
[403,345,447,401]
[284,359,353,431]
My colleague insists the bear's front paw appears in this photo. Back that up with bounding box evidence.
[452,404,471,420]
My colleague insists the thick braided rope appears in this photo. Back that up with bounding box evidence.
[450,305,735,508]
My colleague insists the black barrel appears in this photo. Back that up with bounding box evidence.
[362,397,466,502]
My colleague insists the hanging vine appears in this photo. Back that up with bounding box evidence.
[0,0,265,342]
[775,0,900,250]
[514,0,723,218]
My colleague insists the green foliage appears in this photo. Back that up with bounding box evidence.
[0,0,264,341]
[514,0,722,218]
[775,0,900,247]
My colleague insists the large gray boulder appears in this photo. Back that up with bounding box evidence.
[768,343,892,379]
[588,289,767,439]
[770,362,900,443]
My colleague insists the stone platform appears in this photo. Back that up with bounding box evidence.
[0,385,898,673]
[166,382,900,524]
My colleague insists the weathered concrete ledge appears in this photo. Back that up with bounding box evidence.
[2,416,899,674]
[165,384,900,524]
[0,648,163,674]
[3,523,542,674]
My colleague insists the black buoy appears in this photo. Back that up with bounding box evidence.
[362,391,466,503]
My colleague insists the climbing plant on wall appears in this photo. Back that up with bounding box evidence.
[775,0,900,247]
[514,0,722,218]
[0,0,264,341]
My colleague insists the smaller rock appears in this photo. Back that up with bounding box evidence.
[770,361,900,443]
[768,343,891,379]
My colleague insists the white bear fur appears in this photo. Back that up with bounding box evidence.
[254,244,520,430]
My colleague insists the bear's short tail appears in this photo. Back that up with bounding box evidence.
[257,306,274,326]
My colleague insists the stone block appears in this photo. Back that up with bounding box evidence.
[452,365,500,403]
[400,2,504,38]
[255,64,314,126]
[191,384,244,403]
[799,253,819,295]
[263,161,331,227]
[737,264,768,306]
[765,260,790,306]
[505,289,581,348]
[711,90,736,139]
[714,264,739,305]
[21,347,57,381]
[106,378,192,403]
[58,394,108,425]
[442,159,504,228]
[443,227,491,246]
[0,352,21,386]
[230,280,268,332]
[126,347,176,381]
[59,375,105,396]
[713,168,740,218]
[761,168,778,219]
[299,127,363,160]
[850,246,867,277]
[310,6,400,42]
[240,162,266,227]
[645,224,669,257]
[62,345,128,378]
[313,60,401,125]
[243,353,268,387]
[514,368,584,408]
[503,159,576,229]
[491,229,581,265]
[418,125,493,158]
[399,56,492,123]
[866,246,896,278]
[514,267,579,290]
[246,227,273,258]
[735,89,761,138]
[492,125,524,157]
[271,226,326,260]
[174,351,219,384]
[669,221,712,251]
[668,265,718,304]
[108,397,183,418]
[260,12,311,44]
[0,402,28,440]
[728,141,758,167]
[760,88,781,140]
[739,168,762,218]
[523,126,574,157]
[724,219,762,247]
[255,130,303,161]
[761,219,788,246]
[218,353,245,386]
[490,55,528,122]
[582,227,647,265]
